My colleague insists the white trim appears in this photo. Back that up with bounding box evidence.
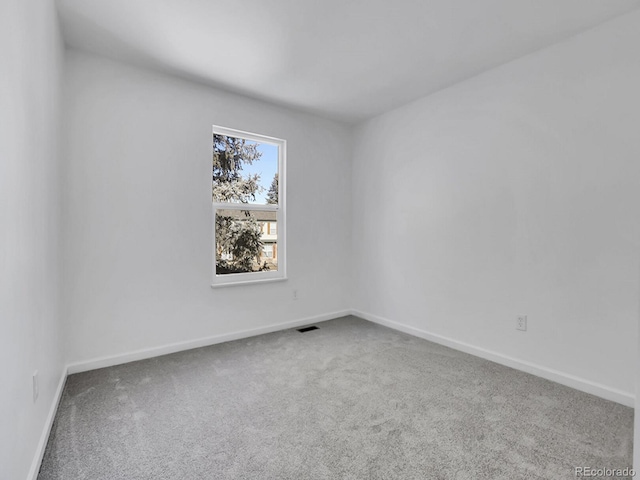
[211,261,284,285]
[67,310,350,374]
[210,276,287,288]
[211,124,284,146]
[351,309,634,407]
[213,203,278,212]
[27,367,67,480]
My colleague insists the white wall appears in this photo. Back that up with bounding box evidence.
[636,268,640,469]
[352,11,640,400]
[62,51,353,365]
[0,1,65,479]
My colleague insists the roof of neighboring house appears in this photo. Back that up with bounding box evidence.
[216,209,276,222]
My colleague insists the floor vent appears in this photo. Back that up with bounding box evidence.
[297,326,319,333]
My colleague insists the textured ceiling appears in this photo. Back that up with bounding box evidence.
[57,0,640,123]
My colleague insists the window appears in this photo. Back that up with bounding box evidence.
[211,125,285,286]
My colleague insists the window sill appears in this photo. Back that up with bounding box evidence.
[210,277,288,288]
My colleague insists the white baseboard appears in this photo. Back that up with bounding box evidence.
[27,367,67,480]
[67,310,351,374]
[351,309,634,407]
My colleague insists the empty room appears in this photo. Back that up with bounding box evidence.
[2,0,640,479]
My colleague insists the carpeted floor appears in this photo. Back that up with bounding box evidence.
[39,316,633,480]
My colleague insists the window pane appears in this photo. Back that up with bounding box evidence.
[212,133,279,205]
[215,209,278,275]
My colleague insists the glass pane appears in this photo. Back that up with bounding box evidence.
[212,133,279,205]
[215,209,278,275]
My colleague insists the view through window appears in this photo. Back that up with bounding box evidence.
[212,126,285,285]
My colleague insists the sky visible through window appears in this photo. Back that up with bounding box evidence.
[240,141,278,204]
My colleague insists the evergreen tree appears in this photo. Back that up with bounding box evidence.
[212,134,261,203]
[266,173,278,205]
[213,134,264,273]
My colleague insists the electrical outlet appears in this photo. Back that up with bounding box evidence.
[292,289,298,301]
[517,315,527,332]
[32,370,39,402]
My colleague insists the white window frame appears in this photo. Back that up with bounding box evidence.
[211,125,286,287]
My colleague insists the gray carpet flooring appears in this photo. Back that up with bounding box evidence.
[39,316,633,479]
